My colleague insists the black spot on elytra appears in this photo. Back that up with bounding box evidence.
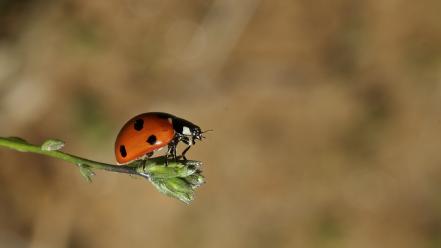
[134,119,144,131]
[147,135,157,145]
[120,145,127,157]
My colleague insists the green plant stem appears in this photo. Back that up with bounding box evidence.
[0,136,205,204]
[0,137,139,176]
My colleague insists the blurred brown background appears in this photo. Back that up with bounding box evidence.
[1,0,441,247]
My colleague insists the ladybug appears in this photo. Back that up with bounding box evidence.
[114,112,204,165]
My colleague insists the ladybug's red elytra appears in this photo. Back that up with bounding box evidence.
[114,112,204,165]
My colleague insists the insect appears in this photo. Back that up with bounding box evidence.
[114,112,206,165]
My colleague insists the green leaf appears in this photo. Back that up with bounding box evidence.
[150,177,194,204]
[77,164,95,183]
[136,158,204,204]
[137,159,201,179]
[41,139,65,151]
[142,164,197,179]
[185,173,205,189]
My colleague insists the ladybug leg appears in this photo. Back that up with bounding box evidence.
[181,146,191,160]
[172,146,177,160]
[165,145,172,166]
[141,159,148,172]
[165,141,177,166]
[142,152,154,171]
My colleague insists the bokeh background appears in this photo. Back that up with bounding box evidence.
[1,0,441,247]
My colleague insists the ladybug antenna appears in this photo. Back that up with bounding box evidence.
[201,129,213,139]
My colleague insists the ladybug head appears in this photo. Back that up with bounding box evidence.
[191,126,203,140]
[180,124,203,145]
[172,118,200,143]
[185,127,212,145]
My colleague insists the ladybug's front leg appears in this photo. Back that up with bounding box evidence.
[181,146,191,160]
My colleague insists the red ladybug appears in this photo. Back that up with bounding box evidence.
[114,112,204,165]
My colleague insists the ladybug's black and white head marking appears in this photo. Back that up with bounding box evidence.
[149,112,205,147]
[171,117,202,145]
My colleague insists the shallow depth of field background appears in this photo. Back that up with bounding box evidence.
[1,0,441,247]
